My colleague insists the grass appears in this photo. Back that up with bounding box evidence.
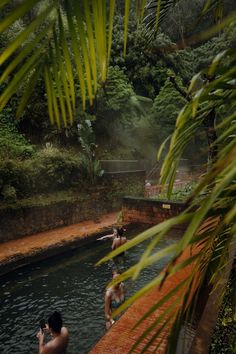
[0,189,91,210]
[150,181,198,202]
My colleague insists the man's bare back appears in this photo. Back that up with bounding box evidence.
[37,312,69,354]
[43,327,68,354]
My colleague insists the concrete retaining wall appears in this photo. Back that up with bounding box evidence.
[122,196,186,226]
[0,171,145,242]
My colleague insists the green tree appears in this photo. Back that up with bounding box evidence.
[96,66,135,113]
[77,116,104,184]
[0,1,236,353]
[0,107,34,159]
[152,76,186,127]
[99,39,236,354]
[94,65,153,158]
[110,17,171,98]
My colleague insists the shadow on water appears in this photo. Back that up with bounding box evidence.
[0,224,179,354]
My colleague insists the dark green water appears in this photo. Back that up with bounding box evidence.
[0,225,178,354]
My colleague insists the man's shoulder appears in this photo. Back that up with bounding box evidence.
[61,327,69,337]
[42,339,56,353]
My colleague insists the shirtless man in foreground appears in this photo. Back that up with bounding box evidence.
[37,311,69,354]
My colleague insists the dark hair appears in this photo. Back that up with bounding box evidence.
[48,311,63,334]
[112,268,119,276]
[117,227,124,237]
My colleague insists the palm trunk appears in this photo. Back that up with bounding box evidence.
[204,109,218,170]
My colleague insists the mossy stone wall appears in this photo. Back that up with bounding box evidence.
[0,171,145,242]
[122,196,186,226]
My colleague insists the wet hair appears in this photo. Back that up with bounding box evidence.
[112,268,119,277]
[117,227,124,237]
[48,311,63,334]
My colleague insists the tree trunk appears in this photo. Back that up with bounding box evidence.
[204,109,218,170]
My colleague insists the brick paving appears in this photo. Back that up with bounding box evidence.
[90,246,196,354]
[0,212,118,265]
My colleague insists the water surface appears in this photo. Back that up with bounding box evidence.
[0,224,178,353]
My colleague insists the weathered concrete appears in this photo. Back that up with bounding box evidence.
[122,196,186,226]
[0,171,145,242]
[0,212,118,277]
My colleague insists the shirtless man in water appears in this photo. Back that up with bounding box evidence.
[112,227,127,251]
[37,311,69,354]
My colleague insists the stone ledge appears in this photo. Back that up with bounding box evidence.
[0,212,118,277]
[122,197,187,227]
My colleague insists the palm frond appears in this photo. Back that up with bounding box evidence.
[97,38,236,352]
[0,0,181,126]
[0,0,115,125]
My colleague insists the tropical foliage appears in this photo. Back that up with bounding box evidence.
[0,107,35,158]
[1,0,236,353]
[0,0,150,127]
[77,117,104,184]
[151,74,186,138]
[99,36,236,354]
[209,271,236,354]
[0,145,82,201]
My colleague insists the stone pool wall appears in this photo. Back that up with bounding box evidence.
[122,196,186,226]
[0,171,145,242]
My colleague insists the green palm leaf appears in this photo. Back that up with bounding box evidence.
[1,2,235,352]
[98,29,236,352]
[0,0,40,33]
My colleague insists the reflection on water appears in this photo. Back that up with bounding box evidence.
[0,225,178,354]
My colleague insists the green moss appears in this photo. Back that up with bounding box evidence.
[151,182,197,202]
[0,189,88,210]
[209,273,236,354]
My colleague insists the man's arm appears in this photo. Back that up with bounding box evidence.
[37,332,52,354]
[105,291,114,330]
[104,291,111,322]
[111,239,117,250]
[97,233,114,241]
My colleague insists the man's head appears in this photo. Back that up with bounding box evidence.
[113,228,118,236]
[47,311,63,334]
[112,271,122,290]
[117,227,124,237]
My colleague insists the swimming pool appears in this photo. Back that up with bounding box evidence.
[0,224,178,354]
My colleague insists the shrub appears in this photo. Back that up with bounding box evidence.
[0,159,33,199]
[32,145,82,192]
[2,185,17,202]
[80,154,104,185]
[0,145,83,199]
[0,108,35,159]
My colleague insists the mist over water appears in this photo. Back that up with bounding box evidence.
[97,106,207,173]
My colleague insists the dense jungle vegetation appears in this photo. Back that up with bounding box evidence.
[0,0,235,204]
[0,1,235,353]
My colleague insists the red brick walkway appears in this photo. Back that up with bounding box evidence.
[90,247,196,354]
[0,212,118,265]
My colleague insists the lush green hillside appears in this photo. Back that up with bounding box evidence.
[0,1,235,204]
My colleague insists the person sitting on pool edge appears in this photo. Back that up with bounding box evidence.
[112,227,127,253]
[97,227,118,241]
[37,311,69,354]
[104,270,125,330]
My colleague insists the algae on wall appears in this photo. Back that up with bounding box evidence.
[0,171,145,243]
